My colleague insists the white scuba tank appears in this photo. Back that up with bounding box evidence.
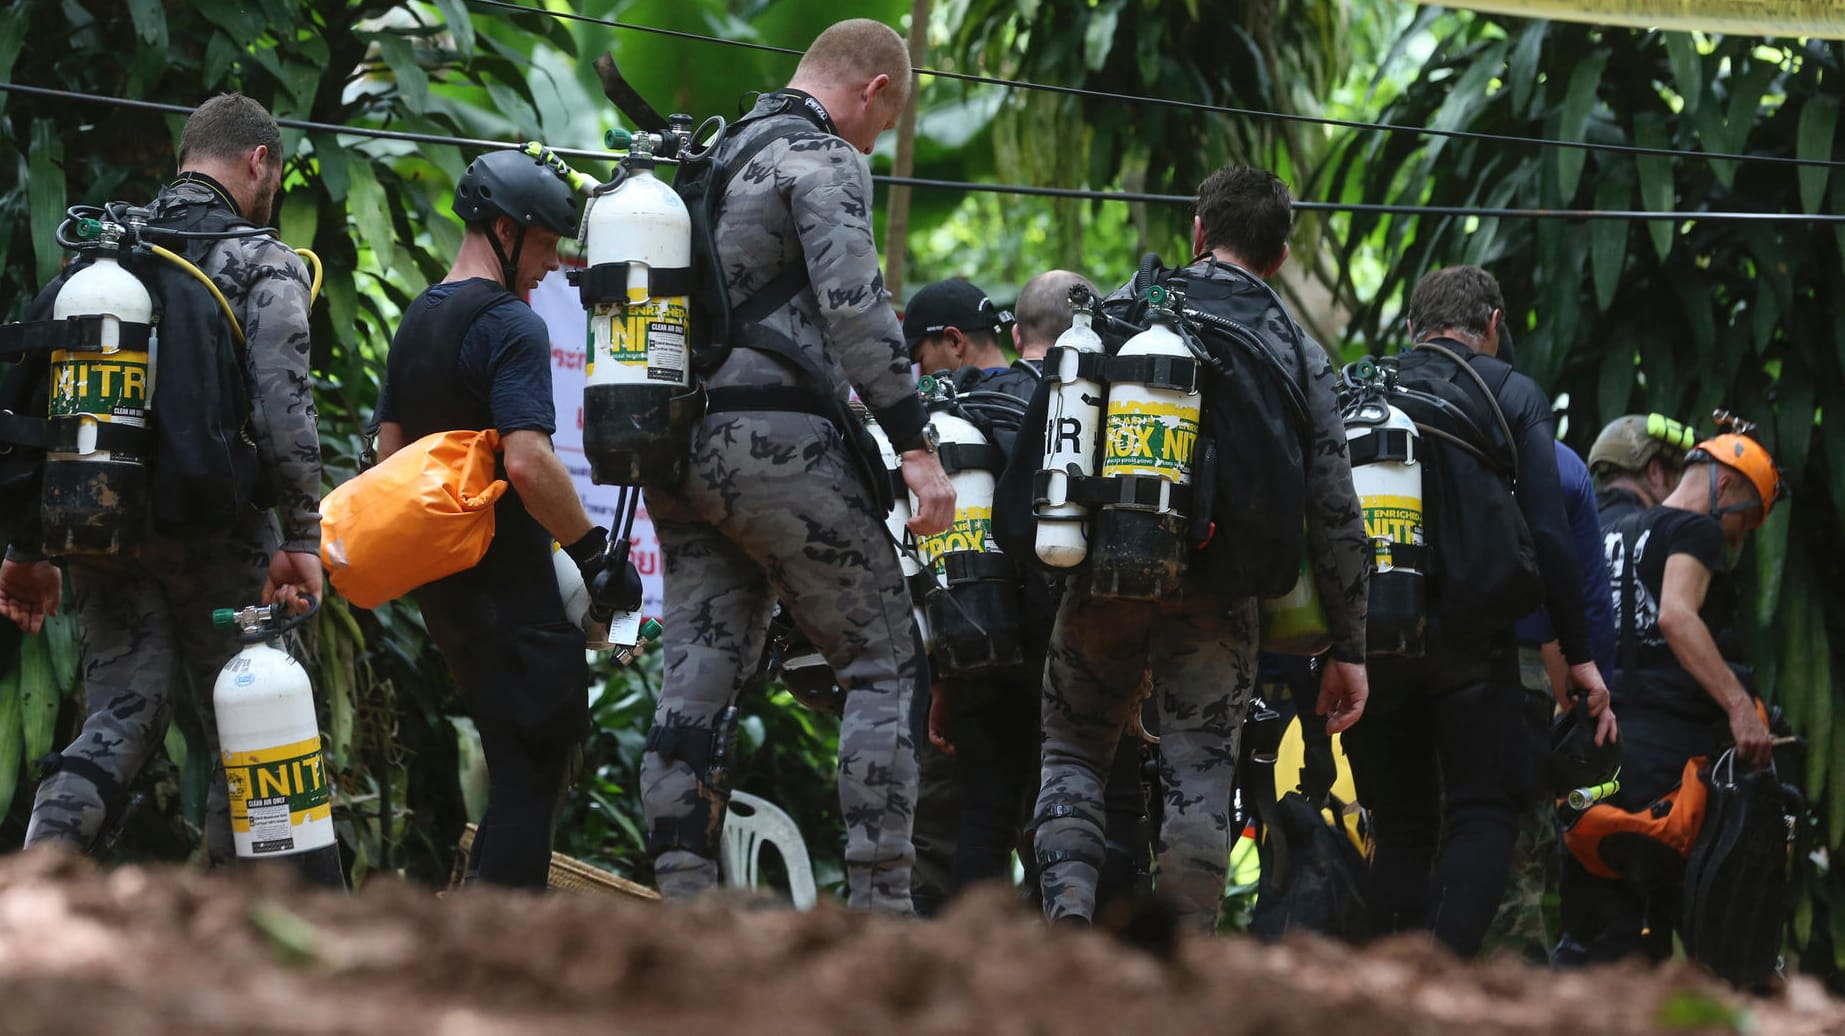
[1034,296,1105,569]
[212,602,342,887]
[44,246,155,556]
[1344,397,1426,656]
[868,419,932,649]
[578,133,693,486]
[910,407,1021,673]
[1091,293,1201,600]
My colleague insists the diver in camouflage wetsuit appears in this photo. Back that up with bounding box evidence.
[1032,167,1374,933]
[639,19,954,913]
[0,95,321,863]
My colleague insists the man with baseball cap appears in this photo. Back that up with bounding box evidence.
[1589,413,1695,525]
[901,276,1044,913]
[903,279,1019,387]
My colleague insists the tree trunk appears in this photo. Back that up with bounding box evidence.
[883,0,932,306]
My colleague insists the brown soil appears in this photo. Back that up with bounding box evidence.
[0,850,1838,1035]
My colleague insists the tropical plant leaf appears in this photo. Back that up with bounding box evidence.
[1555,51,1609,201]
[27,118,65,287]
[1591,175,1631,310]
[1797,95,1838,215]
[1662,30,1701,117]
[1633,114,1674,260]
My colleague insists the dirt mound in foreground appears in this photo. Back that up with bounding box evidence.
[0,850,1837,1035]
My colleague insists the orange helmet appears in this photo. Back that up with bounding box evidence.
[1689,432,1785,516]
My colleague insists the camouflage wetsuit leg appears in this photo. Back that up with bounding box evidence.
[25,515,277,860]
[643,411,921,912]
[1035,579,1258,933]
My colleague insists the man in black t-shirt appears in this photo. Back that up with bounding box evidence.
[1556,427,1783,963]
[373,148,618,889]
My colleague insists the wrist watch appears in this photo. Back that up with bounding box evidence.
[900,422,940,456]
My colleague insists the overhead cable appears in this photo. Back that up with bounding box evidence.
[7,82,1845,223]
[464,0,1845,171]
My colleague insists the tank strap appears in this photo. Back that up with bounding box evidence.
[1042,345,1106,383]
[568,262,695,308]
[1377,540,1429,572]
[0,316,154,359]
[1041,471,1193,513]
[43,416,147,454]
[937,550,1015,586]
[1349,427,1416,466]
[1103,354,1199,394]
[937,441,1005,477]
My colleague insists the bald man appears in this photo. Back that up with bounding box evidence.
[639,18,952,914]
[1013,269,1098,362]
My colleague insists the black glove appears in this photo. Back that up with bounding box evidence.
[591,558,644,617]
[563,526,609,585]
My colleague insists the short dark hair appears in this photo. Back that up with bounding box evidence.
[1014,269,1099,348]
[1405,265,1506,339]
[179,93,282,170]
[1195,166,1292,270]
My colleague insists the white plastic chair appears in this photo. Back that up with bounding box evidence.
[719,790,817,910]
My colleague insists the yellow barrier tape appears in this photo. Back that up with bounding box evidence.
[1422,0,1845,39]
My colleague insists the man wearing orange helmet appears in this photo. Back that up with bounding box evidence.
[1555,415,1783,964]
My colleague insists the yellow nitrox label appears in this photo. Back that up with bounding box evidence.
[918,506,993,571]
[588,296,689,382]
[48,349,150,420]
[223,735,333,834]
[1362,493,1423,569]
[1101,401,1198,480]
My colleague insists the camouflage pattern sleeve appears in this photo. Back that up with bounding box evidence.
[785,138,918,419]
[1298,336,1370,663]
[236,239,321,553]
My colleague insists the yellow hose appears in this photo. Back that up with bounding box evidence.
[149,243,244,347]
[295,248,323,305]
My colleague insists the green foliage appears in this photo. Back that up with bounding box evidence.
[1333,17,1845,978]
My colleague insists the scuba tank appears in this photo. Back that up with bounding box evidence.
[1340,357,1426,657]
[866,416,933,650]
[211,596,344,888]
[575,128,696,488]
[43,217,156,556]
[1091,285,1201,601]
[553,543,661,660]
[1034,283,1105,569]
[912,377,1022,675]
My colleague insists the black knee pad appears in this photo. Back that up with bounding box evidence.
[643,711,739,858]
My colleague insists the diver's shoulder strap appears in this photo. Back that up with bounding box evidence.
[710,116,828,389]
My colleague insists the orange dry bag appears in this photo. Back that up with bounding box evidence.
[319,429,508,609]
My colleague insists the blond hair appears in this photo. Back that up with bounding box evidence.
[793,19,911,102]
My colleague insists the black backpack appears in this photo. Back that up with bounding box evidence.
[1380,340,1542,639]
[1681,750,1800,988]
[1242,700,1371,942]
[993,255,1311,598]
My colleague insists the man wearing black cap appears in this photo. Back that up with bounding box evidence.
[905,278,1036,413]
[903,277,1051,912]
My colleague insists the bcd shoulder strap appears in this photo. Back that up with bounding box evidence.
[1413,338,1519,472]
